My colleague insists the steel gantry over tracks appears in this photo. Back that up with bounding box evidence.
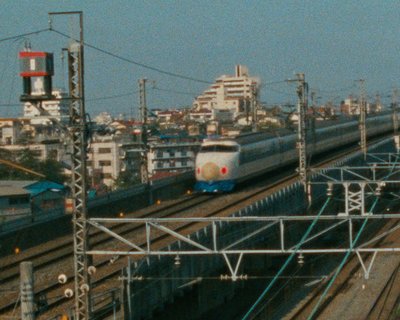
[86,146,400,281]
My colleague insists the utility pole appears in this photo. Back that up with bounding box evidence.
[296,74,308,197]
[310,91,317,145]
[392,88,399,135]
[49,11,91,320]
[357,79,367,159]
[139,78,149,184]
[20,262,34,320]
[288,73,309,204]
[251,83,257,132]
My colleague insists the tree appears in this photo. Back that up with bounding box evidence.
[39,159,67,184]
[114,171,140,189]
[0,148,67,183]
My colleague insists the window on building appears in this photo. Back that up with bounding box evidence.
[157,151,163,158]
[181,160,187,166]
[181,150,187,156]
[98,148,112,154]
[102,173,113,179]
[99,160,112,166]
[157,162,163,168]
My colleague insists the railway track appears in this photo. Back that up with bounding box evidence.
[0,194,216,314]
[283,219,400,320]
[0,136,393,318]
[0,167,299,318]
[365,259,400,319]
[0,194,210,281]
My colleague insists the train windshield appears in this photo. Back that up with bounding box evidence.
[199,145,239,153]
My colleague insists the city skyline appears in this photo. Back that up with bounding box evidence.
[0,1,399,118]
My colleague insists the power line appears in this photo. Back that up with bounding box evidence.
[0,28,50,43]
[0,103,20,107]
[86,91,138,102]
[0,91,139,106]
[260,80,289,87]
[50,28,212,85]
[310,84,356,94]
[152,86,198,97]
[262,86,294,97]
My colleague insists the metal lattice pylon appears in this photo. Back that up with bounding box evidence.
[68,41,91,320]
[295,73,309,197]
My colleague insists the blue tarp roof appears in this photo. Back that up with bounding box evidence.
[24,181,65,196]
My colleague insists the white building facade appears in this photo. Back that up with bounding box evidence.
[23,78,69,125]
[87,137,142,189]
[147,140,201,178]
[192,65,260,119]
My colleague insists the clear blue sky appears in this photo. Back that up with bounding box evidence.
[0,0,399,118]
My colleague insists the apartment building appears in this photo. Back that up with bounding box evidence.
[147,136,201,178]
[192,65,260,119]
[23,78,69,125]
[340,96,381,115]
[87,136,142,189]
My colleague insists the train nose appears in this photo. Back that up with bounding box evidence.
[201,162,220,180]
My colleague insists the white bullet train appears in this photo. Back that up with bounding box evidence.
[195,113,393,192]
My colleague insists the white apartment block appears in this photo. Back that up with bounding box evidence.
[0,119,23,145]
[188,109,213,123]
[87,137,142,189]
[192,65,260,119]
[147,140,201,178]
[87,138,120,188]
[341,97,377,115]
[23,78,69,125]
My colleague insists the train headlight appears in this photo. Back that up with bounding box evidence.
[220,166,228,175]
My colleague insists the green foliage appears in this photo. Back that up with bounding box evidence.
[40,159,67,184]
[114,170,140,189]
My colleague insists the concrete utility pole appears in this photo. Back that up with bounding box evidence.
[139,78,149,184]
[357,79,367,159]
[392,88,399,135]
[20,262,35,320]
[310,91,317,145]
[251,84,258,132]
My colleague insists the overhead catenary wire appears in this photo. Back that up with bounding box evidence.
[241,197,331,320]
[151,86,198,97]
[86,91,139,102]
[310,84,356,94]
[50,28,212,85]
[0,28,50,44]
[306,197,380,320]
[307,154,397,320]
[1,28,397,112]
[0,27,210,85]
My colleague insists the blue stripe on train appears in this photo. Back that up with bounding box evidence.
[195,180,235,192]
